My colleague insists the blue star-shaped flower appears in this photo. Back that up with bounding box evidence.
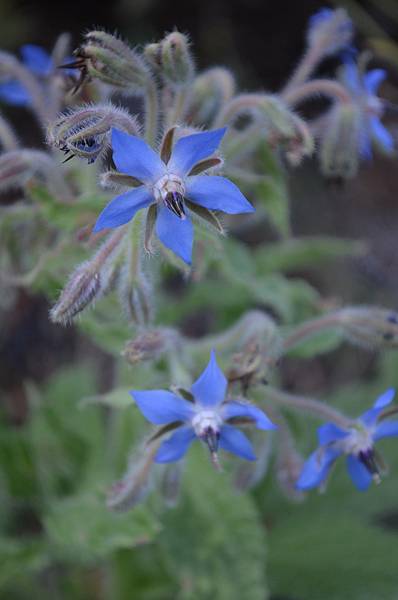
[131,351,276,464]
[0,44,75,107]
[307,8,353,57]
[341,59,394,157]
[296,389,398,492]
[0,45,53,106]
[93,127,255,264]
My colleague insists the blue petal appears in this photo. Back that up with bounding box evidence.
[191,350,227,407]
[131,390,194,425]
[370,117,394,153]
[222,401,277,430]
[342,60,361,94]
[218,425,256,461]
[111,129,166,184]
[93,187,152,232]
[364,69,386,95]
[361,388,395,426]
[346,455,372,491]
[317,422,349,445]
[21,44,52,75]
[0,81,31,106]
[308,8,333,29]
[373,420,398,441]
[186,176,254,214]
[168,128,227,177]
[358,126,372,160]
[155,205,194,264]
[296,446,341,490]
[155,426,196,462]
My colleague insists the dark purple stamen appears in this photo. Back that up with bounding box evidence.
[164,191,186,219]
[202,427,220,454]
[358,448,379,476]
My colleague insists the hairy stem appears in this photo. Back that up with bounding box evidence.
[282,312,342,353]
[264,386,352,428]
[282,79,352,106]
[144,79,160,145]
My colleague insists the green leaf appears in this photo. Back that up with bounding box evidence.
[255,236,366,273]
[160,447,267,600]
[0,538,50,591]
[44,492,160,563]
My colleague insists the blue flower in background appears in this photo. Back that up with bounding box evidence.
[131,351,276,464]
[341,59,394,157]
[94,127,254,264]
[0,45,53,106]
[296,389,398,492]
[0,44,75,107]
[307,7,353,57]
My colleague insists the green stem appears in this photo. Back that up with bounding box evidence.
[144,79,160,146]
[282,312,342,353]
[167,86,189,127]
[282,79,353,107]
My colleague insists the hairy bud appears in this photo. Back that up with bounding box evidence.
[144,32,194,87]
[0,149,72,200]
[187,67,236,125]
[319,103,362,178]
[47,103,140,163]
[307,8,353,58]
[71,30,150,92]
[50,229,126,324]
[159,462,184,508]
[123,327,179,365]
[118,265,153,325]
[275,437,305,502]
[338,306,398,349]
[107,442,157,512]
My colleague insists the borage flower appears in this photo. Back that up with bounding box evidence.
[0,44,75,107]
[0,45,53,106]
[93,127,254,264]
[131,351,276,465]
[341,58,394,157]
[296,389,398,492]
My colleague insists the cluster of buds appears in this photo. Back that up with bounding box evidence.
[145,31,194,88]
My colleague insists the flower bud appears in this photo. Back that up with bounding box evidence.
[50,229,125,324]
[159,32,194,86]
[307,8,353,58]
[319,103,362,178]
[0,150,36,191]
[275,439,305,502]
[188,68,236,125]
[107,443,156,512]
[338,306,398,349]
[47,103,140,163]
[159,462,183,508]
[0,149,72,200]
[72,30,150,91]
[123,327,179,365]
[118,264,154,325]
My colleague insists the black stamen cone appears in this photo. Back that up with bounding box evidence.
[359,448,380,477]
[164,192,186,219]
[203,427,220,454]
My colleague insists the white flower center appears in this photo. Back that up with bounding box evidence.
[340,425,373,456]
[153,173,185,203]
[192,409,222,437]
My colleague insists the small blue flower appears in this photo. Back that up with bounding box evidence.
[93,127,254,264]
[307,7,353,57]
[0,45,52,106]
[131,351,276,464]
[0,44,75,107]
[341,59,394,157]
[296,389,398,492]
